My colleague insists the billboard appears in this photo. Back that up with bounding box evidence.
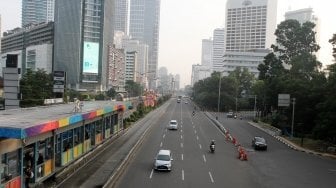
[83,42,99,74]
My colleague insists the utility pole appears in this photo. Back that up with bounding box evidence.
[291,98,296,138]
[217,73,222,119]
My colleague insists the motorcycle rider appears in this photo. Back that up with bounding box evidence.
[210,140,215,152]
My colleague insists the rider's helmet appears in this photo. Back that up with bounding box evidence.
[211,140,215,145]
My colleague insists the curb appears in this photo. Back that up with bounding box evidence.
[248,121,336,159]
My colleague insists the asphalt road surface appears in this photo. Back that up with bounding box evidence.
[115,99,336,188]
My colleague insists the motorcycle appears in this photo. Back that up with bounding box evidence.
[210,144,215,153]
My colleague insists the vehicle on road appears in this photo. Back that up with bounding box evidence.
[154,149,173,171]
[227,111,234,118]
[252,136,267,150]
[210,140,215,153]
[184,101,188,104]
[168,120,178,130]
[177,99,181,103]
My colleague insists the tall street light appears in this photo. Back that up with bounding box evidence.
[217,72,223,120]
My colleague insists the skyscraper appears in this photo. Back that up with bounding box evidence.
[201,38,213,68]
[54,0,114,91]
[22,0,55,27]
[222,0,277,77]
[129,0,161,89]
[225,0,277,52]
[114,0,129,34]
[212,28,225,72]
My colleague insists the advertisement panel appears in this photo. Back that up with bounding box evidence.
[83,42,99,74]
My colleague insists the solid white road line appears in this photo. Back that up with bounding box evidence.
[199,144,202,149]
[203,154,207,162]
[160,142,163,147]
[149,169,154,179]
[209,172,214,183]
[181,154,184,161]
[182,170,185,181]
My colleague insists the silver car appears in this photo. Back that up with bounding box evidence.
[154,149,173,171]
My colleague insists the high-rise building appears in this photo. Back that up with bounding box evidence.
[212,28,225,72]
[191,64,212,86]
[129,0,161,89]
[201,38,213,68]
[122,37,149,84]
[223,0,277,77]
[225,0,277,52]
[114,0,129,34]
[22,0,55,27]
[125,51,137,82]
[54,0,114,91]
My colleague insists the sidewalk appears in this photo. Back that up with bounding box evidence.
[248,121,336,159]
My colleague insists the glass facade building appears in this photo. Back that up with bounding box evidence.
[22,0,55,27]
[54,0,114,91]
[129,0,161,89]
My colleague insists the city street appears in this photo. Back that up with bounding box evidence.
[115,99,336,188]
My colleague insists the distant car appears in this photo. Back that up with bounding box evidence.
[177,99,181,103]
[168,120,178,130]
[184,101,188,104]
[227,112,234,118]
[252,136,267,150]
[154,149,173,171]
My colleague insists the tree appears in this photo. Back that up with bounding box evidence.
[20,69,53,106]
[106,88,116,99]
[313,35,336,143]
[125,80,142,97]
[272,20,320,65]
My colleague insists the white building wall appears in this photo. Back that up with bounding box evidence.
[212,28,225,72]
[201,39,213,68]
[26,44,53,73]
[191,64,212,86]
[222,49,270,77]
[225,0,277,51]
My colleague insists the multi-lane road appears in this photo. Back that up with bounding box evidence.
[115,99,336,188]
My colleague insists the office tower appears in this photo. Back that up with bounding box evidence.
[54,0,114,91]
[114,0,129,34]
[223,0,277,77]
[212,28,225,72]
[201,38,213,68]
[125,51,137,82]
[22,0,55,27]
[122,37,149,84]
[225,0,277,52]
[108,46,125,92]
[129,0,161,89]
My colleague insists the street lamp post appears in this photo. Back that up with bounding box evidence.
[291,98,296,138]
[217,72,222,120]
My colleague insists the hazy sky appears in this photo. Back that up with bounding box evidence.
[1,0,336,88]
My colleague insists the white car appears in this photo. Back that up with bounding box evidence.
[154,149,173,171]
[168,120,178,130]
